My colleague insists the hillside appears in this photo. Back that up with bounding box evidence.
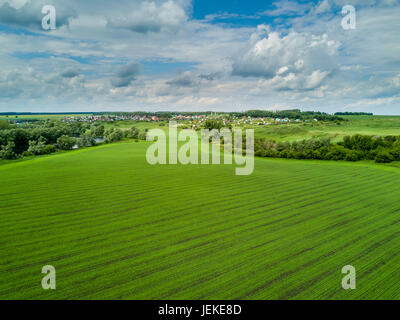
[1,142,400,299]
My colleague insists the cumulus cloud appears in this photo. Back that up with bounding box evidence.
[330,0,399,7]
[166,71,220,90]
[269,70,330,91]
[261,0,312,16]
[107,0,188,33]
[232,25,339,92]
[314,0,331,14]
[0,67,88,103]
[61,67,80,78]
[0,0,188,33]
[0,83,22,98]
[0,0,399,113]
[111,63,141,87]
[0,0,77,29]
[166,71,200,87]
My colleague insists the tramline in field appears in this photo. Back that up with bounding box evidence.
[1,141,400,299]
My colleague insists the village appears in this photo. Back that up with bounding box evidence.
[61,113,319,130]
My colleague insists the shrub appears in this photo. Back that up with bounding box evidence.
[28,139,46,155]
[204,120,224,130]
[325,145,347,160]
[124,126,139,139]
[276,141,290,152]
[367,149,378,160]
[312,149,325,160]
[255,150,265,157]
[344,150,360,162]
[389,148,400,161]
[0,142,17,159]
[93,125,105,137]
[375,150,394,163]
[279,149,290,159]
[0,120,10,130]
[77,133,96,148]
[138,132,147,141]
[43,145,56,154]
[57,135,76,150]
[302,149,314,159]
[264,149,278,158]
[105,129,123,144]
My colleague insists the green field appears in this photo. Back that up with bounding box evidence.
[0,114,91,121]
[1,140,400,299]
[253,115,400,142]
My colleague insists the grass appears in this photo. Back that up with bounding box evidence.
[253,115,400,142]
[1,141,400,300]
[103,121,165,131]
[0,114,91,121]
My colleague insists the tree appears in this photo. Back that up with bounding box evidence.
[344,150,360,162]
[389,147,400,161]
[0,120,10,130]
[57,135,76,150]
[105,129,123,144]
[69,122,88,135]
[125,126,139,139]
[42,145,56,154]
[94,125,105,137]
[204,119,224,130]
[325,145,347,160]
[27,138,56,156]
[276,141,290,152]
[77,133,96,148]
[138,131,147,141]
[0,141,17,159]
[28,138,47,155]
[375,150,394,163]
[7,128,31,154]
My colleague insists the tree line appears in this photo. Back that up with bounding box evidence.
[254,134,400,163]
[101,110,347,121]
[0,120,147,160]
[334,112,373,116]
[231,110,345,121]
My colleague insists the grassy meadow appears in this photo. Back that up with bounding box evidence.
[253,115,400,142]
[0,114,91,121]
[1,137,400,299]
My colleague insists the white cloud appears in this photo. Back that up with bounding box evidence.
[252,69,330,92]
[61,67,80,78]
[111,63,141,87]
[107,0,188,33]
[315,0,331,14]
[0,0,77,29]
[232,26,339,88]
[0,0,399,114]
[261,0,312,16]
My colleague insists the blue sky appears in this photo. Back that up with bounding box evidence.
[193,0,276,23]
[0,0,399,114]
[192,0,319,25]
[193,0,269,17]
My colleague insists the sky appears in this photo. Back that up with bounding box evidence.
[0,0,399,114]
